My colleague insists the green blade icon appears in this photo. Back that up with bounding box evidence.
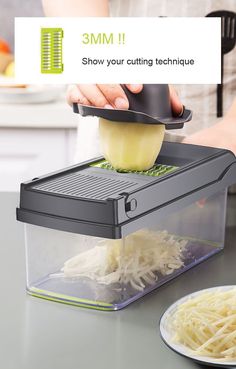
[41,28,64,74]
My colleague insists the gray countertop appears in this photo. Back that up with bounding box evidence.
[1,192,236,369]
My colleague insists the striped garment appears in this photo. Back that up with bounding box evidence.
[109,0,236,135]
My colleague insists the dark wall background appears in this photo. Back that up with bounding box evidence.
[0,0,44,51]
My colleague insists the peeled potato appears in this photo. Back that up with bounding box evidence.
[99,118,165,171]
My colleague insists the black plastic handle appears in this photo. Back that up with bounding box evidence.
[122,84,172,118]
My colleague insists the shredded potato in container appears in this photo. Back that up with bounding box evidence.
[170,288,236,359]
[62,230,187,291]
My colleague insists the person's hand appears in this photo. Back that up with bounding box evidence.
[183,98,236,155]
[67,84,183,115]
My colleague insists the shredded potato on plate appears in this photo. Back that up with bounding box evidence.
[161,287,236,364]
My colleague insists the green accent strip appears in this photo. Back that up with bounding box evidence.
[41,28,63,74]
[91,160,178,177]
[29,287,114,311]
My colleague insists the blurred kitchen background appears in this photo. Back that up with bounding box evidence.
[0,0,44,48]
[0,0,78,192]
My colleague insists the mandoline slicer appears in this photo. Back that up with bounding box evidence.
[16,84,236,310]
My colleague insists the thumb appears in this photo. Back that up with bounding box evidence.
[169,85,183,116]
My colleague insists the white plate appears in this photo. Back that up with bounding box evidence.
[160,286,236,368]
[0,80,64,104]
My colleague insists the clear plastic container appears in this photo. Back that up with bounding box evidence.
[24,190,227,310]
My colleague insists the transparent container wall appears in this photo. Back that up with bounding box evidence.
[24,190,227,311]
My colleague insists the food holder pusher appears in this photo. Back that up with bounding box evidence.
[73,84,192,129]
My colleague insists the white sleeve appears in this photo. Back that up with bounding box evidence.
[74,116,101,163]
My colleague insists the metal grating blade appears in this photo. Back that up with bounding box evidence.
[41,28,64,74]
[31,171,138,200]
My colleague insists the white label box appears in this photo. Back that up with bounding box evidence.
[15,17,221,84]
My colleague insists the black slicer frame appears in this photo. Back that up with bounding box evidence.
[17,142,236,239]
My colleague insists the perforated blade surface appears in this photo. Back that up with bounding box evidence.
[31,169,139,200]
[30,164,177,202]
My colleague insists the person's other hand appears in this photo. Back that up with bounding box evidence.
[183,98,236,155]
[67,84,183,115]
